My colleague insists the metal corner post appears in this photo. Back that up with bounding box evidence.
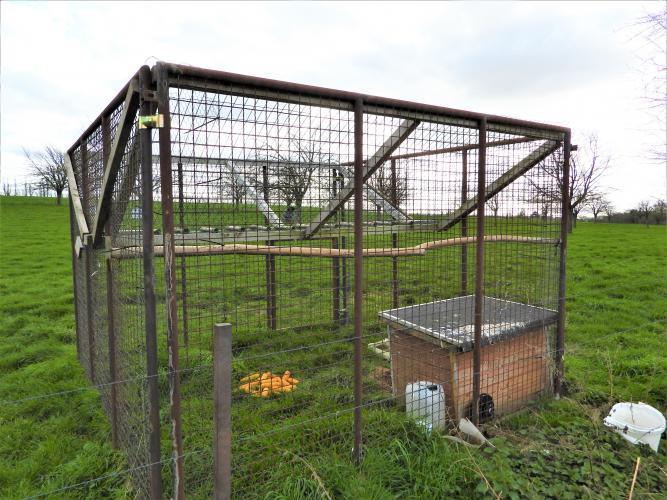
[554,131,571,398]
[472,117,487,425]
[154,62,186,499]
[352,97,364,464]
[139,65,163,500]
[213,323,232,500]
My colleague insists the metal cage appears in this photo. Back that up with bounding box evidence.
[66,62,571,498]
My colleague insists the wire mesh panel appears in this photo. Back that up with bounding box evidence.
[66,62,569,498]
[165,79,359,495]
[68,97,153,496]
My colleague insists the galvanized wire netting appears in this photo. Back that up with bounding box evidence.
[66,63,569,498]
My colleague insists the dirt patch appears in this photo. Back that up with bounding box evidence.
[371,366,392,393]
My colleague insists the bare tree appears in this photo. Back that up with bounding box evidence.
[587,194,610,223]
[366,162,409,220]
[24,146,68,205]
[2,183,11,196]
[531,134,609,232]
[266,133,331,223]
[368,163,408,207]
[653,199,666,225]
[603,201,614,222]
[486,197,500,218]
[631,10,666,162]
[218,169,254,207]
[637,200,652,227]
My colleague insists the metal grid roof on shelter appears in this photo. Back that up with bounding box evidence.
[379,296,557,351]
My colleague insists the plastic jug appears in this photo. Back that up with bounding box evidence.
[405,381,446,430]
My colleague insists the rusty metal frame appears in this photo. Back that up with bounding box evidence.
[555,132,572,397]
[213,323,232,500]
[138,65,162,500]
[154,62,186,499]
[352,97,364,464]
[162,62,569,136]
[460,150,469,296]
[472,117,487,425]
[66,60,572,497]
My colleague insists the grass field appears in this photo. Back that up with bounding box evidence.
[0,195,665,498]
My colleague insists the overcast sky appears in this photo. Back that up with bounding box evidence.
[1,1,665,211]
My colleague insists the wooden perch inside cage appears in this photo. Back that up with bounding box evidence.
[110,235,557,259]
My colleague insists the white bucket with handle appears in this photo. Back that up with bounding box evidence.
[603,402,665,452]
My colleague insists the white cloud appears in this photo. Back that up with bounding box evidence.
[1,0,664,209]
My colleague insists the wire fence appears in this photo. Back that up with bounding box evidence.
[55,62,588,498]
[7,318,663,409]
[14,315,665,497]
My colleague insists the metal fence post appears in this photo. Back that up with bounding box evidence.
[154,62,186,499]
[139,65,163,500]
[84,235,96,384]
[177,160,189,346]
[341,235,349,325]
[263,167,277,330]
[101,114,120,449]
[472,117,487,426]
[68,197,82,362]
[460,150,469,296]
[79,140,96,383]
[555,131,571,398]
[352,97,364,464]
[213,323,232,500]
[265,246,277,330]
[105,250,120,449]
[390,159,399,309]
[339,172,349,325]
[332,237,341,322]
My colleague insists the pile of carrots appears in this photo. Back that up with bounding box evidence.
[238,370,300,398]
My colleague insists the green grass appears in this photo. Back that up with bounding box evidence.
[0,196,665,498]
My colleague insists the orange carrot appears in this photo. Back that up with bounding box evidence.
[240,372,260,383]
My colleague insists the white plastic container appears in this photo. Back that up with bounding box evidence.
[603,402,665,452]
[405,381,446,431]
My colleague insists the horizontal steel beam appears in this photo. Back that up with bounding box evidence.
[340,136,538,165]
[161,62,570,135]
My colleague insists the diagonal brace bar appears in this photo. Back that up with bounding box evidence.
[64,152,90,238]
[108,135,140,238]
[437,140,561,231]
[305,119,419,237]
[91,79,140,246]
